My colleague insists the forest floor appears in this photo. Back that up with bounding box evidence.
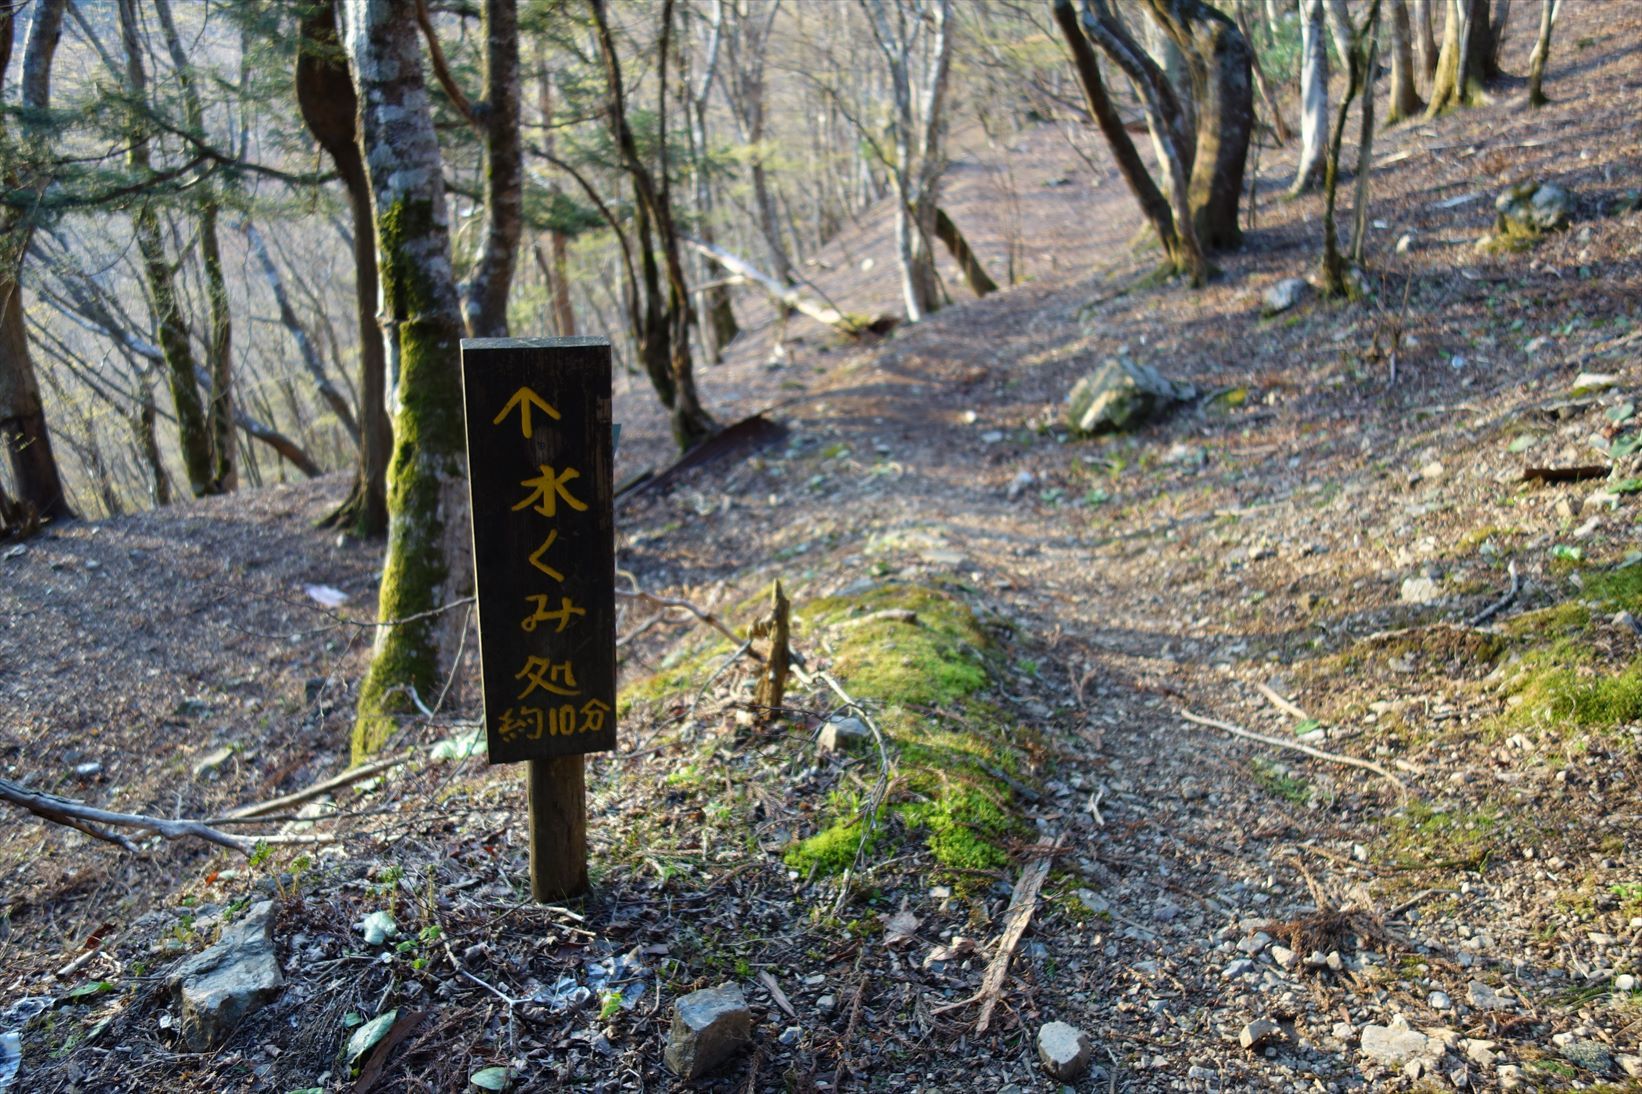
[3,10,1642,1093]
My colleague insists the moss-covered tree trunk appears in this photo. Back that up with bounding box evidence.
[0,0,73,524]
[343,0,473,761]
[1426,0,1489,116]
[298,0,389,537]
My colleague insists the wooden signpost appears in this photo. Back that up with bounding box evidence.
[460,337,615,900]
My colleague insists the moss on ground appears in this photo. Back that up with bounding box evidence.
[624,580,1030,882]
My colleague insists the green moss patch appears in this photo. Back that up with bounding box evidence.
[801,582,992,708]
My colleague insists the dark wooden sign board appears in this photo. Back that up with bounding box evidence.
[460,337,615,899]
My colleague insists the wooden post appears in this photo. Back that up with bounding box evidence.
[529,756,587,899]
[460,337,616,902]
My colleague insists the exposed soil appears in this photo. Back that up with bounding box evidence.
[3,11,1642,1092]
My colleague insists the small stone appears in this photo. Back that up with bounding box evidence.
[1360,1017,1432,1065]
[1449,1064,1471,1088]
[664,983,753,1080]
[1466,980,1511,1011]
[816,994,836,1017]
[816,715,870,753]
[1064,357,1194,436]
[778,1025,800,1047]
[1613,973,1636,992]
[1221,958,1256,979]
[1429,990,1452,1011]
[1006,470,1037,501]
[1239,1018,1281,1050]
[1571,371,1618,394]
[1419,460,1445,481]
[1497,1063,1525,1089]
[1237,932,1272,955]
[1074,889,1109,915]
[1036,1021,1094,1081]
[167,901,284,1052]
[72,761,102,778]
[1616,1054,1642,1079]
[1305,951,1330,969]
[355,910,398,946]
[1400,576,1442,603]
[1465,1039,1497,1067]
[1325,951,1344,972]
[192,746,236,779]
[1261,277,1311,317]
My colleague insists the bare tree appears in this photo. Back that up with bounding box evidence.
[463,0,524,338]
[1426,0,1490,116]
[1387,0,1426,122]
[589,0,716,449]
[0,0,73,524]
[860,0,954,322]
[1526,0,1559,107]
[298,0,390,536]
[1321,0,1381,296]
[1290,0,1329,194]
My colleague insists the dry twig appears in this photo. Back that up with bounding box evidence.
[217,750,414,821]
[1178,710,1409,798]
[1468,560,1520,626]
[0,777,278,854]
[932,834,1063,1032]
[1255,680,1310,721]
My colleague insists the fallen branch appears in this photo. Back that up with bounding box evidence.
[1255,680,1310,721]
[681,235,889,336]
[1467,560,1520,626]
[217,750,414,821]
[616,576,752,654]
[1179,710,1409,798]
[1521,464,1610,484]
[0,778,251,854]
[932,834,1063,1033]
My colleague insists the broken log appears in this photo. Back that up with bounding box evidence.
[680,236,891,337]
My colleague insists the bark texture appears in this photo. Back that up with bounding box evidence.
[1526,0,1557,106]
[298,0,389,536]
[343,0,473,761]
[462,0,523,338]
[1290,0,1330,194]
[1388,0,1426,122]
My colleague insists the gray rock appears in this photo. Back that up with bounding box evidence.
[167,901,284,1051]
[1465,979,1512,1011]
[664,983,752,1080]
[1359,1017,1433,1066]
[1616,1053,1642,1079]
[1239,1018,1281,1050]
[817,715,870,753]
[1262,277,1310,317]
[1037,1021,1094,1081]
[1485,181,1574,250]
[1400,576,1442,603]
[1065,358,1195,436]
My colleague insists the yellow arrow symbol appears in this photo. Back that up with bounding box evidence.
[492,386,561,438]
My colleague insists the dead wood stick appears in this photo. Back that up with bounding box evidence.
[1467,560,1519,626]
[1179,711,1409,797]
[0,778,251,854]
[932,834,1063,1032]
[1255,680,1310,721]
[219,750,414,820]
[615,584,753,655]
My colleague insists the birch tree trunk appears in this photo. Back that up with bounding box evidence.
[0,0,73,522]
[462,0,522,338]
[298,0,389,537]
[1388,0,1426,121]
[343,0,473,761]
[1290,0,1330,194]
[1426,0,1489,116]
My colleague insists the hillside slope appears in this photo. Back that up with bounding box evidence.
[4,10,1642,1091]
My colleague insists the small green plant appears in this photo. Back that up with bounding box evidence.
[598,991,623,1021]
